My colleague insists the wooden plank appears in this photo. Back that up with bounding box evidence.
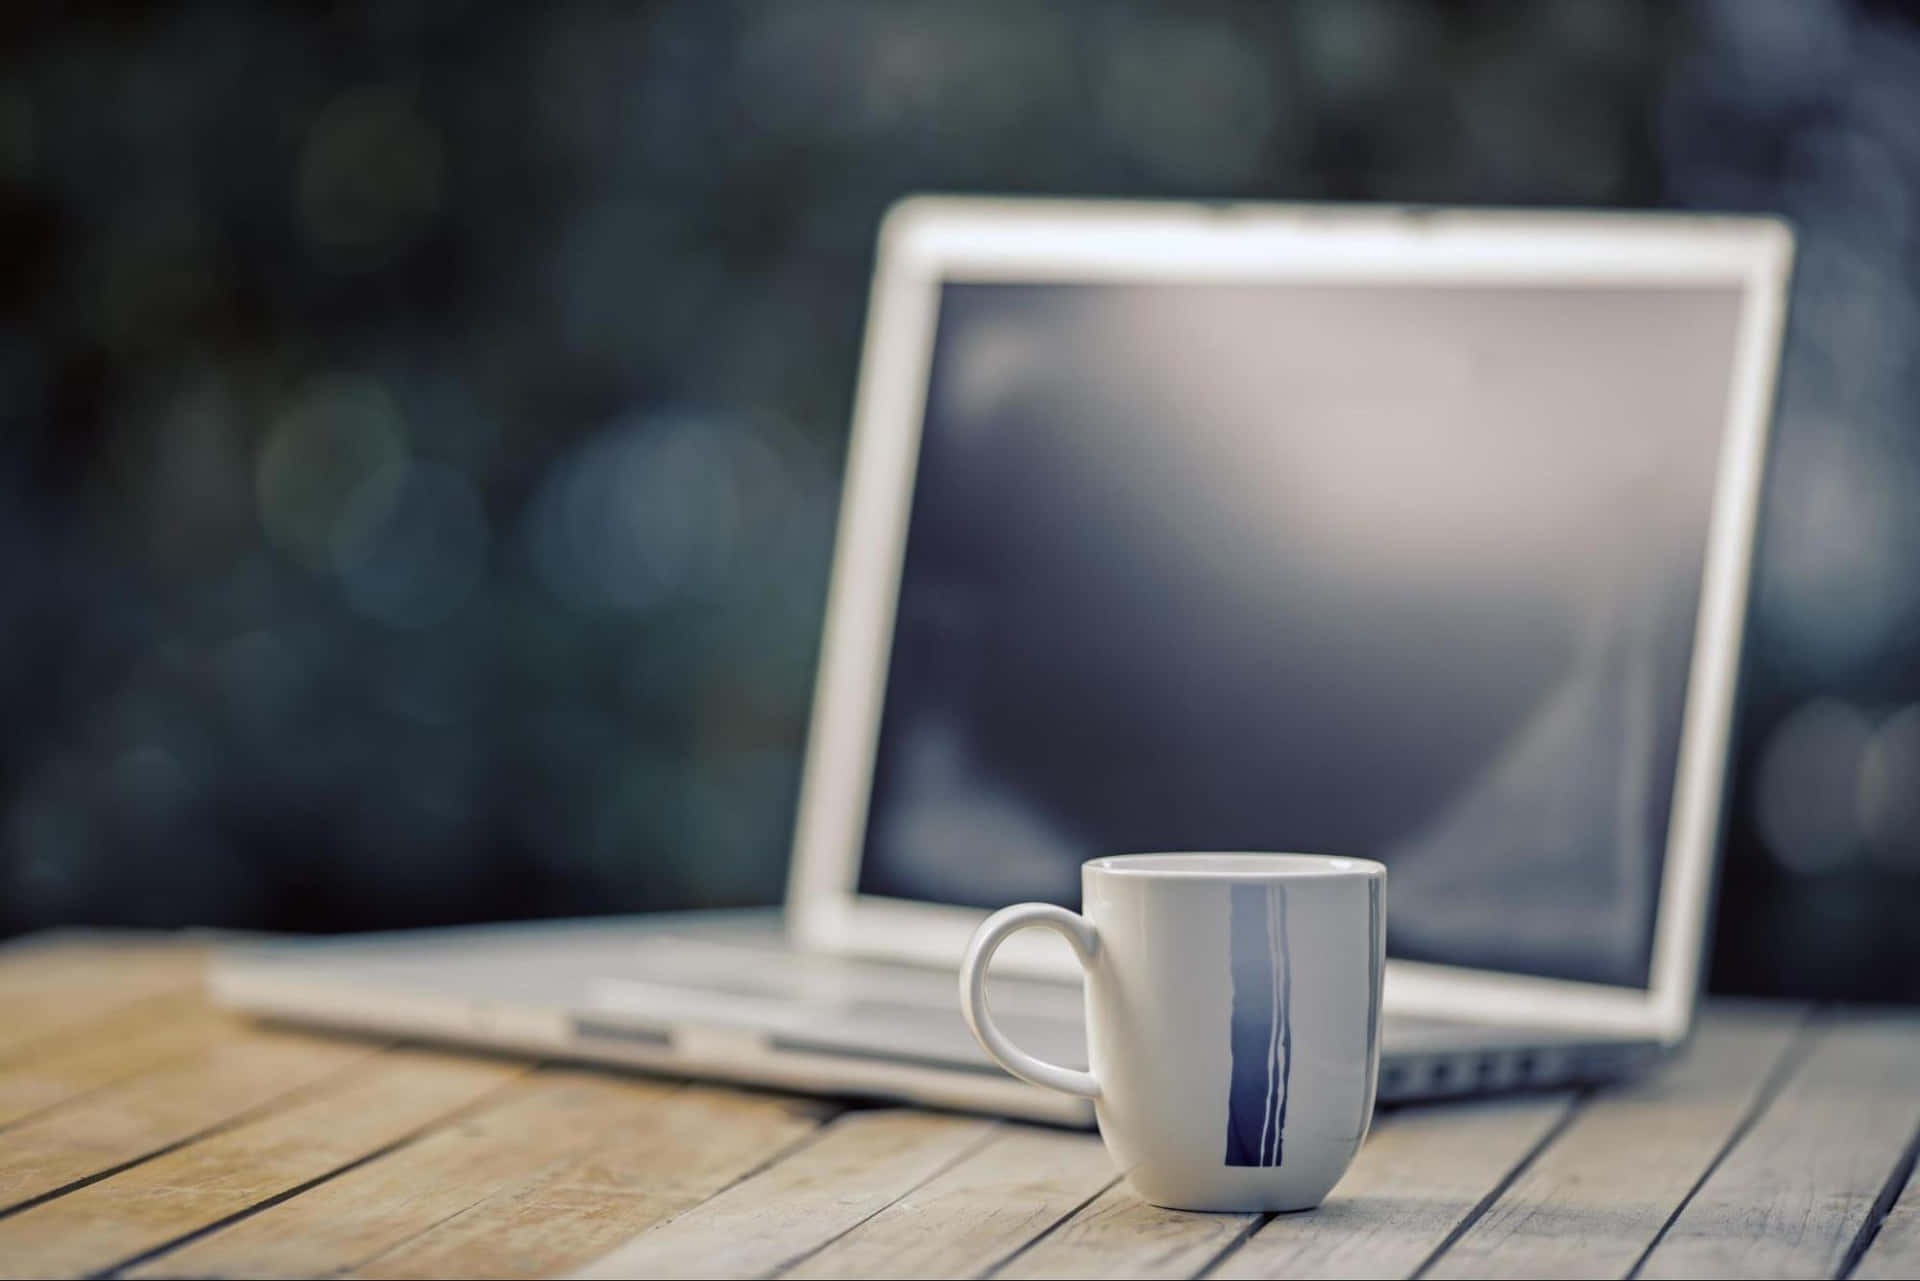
[1638,1012,1920,1280]
[0,933,121,989]
[991,1180,1260,1281]
[0,933,190,990]
[0,1026,382,1213]
[123,1069,677,1279]
[346,1082,829,1281]
[0,1046,524,1280]
[0,935,198,996]
[571,1109,994,1280]
[0,997,236,1130]
[783,1125,1117,1280]
[1855,1158,1920,1281]
[0,943,203,1061]
[1423,1005,1807,1279]
[1205,1093,1577,1281]
[126,1074,821,1281]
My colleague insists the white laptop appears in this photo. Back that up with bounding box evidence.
[214,198,1794,1126]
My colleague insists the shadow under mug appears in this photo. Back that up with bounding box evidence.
[960,852,1387,1213]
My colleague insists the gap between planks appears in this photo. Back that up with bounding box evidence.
[1,940,1899,1281]
[1420,1003,1812,1281]
[0,999,240,1134]
[571,1110,1008,1280]
[1842,1114,1920,1281]
[0,1046,526,1280]
[123,1074,832,1281]
[1620,1005,1820,1280]
[1635,1011,1920,1280]
[1003,1007,1810,1281]
[779,1123,1120,1280]
[1196,1093,1579,1281]
[0,1029,392,1221]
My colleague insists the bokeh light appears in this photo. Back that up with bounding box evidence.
[526,411,756,616]
[0,0,1914,1000]
[297,84,444,271]
[1755,415,1919,680]
[1094,13,1283,188]
[1858,703,1920,873]
[1753,699,1873,877]
[336,462,489,631]
[256,377,410,572]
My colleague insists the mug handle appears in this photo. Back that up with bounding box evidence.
[958,903,1102,1100]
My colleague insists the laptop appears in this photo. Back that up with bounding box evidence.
[213,198,1794,1126]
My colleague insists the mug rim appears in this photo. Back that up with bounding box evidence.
[1084,851,1386,879]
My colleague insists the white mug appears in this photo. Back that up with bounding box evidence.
[960,852,1386,1212]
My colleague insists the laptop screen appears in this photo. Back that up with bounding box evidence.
[856,278,1745,990]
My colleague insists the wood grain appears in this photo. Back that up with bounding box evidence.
[123,1068,675,1279]
[0,934,192,992]
[990,1180,1260,1281]
[1853,1158,1920,1281]
[0,998,233,1130]
[783,1125,1117,1280]
[348,1081,827,1281]
[128,1074,825,1281]
[0,941,203,1061]
[571,1109,995,1280]
[0,1047,522,1280]
[0,1026,381,1213]
[1423,1006,1807,1279]
[0,938,1911,1281]
[1206,1092,1577,1281]
[1637,1013,1920,1280]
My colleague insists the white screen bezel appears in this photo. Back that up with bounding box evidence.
[785,197,1793,1042]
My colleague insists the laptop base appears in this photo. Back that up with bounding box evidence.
[213,911,1662,1127]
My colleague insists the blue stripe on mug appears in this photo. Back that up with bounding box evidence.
[1224,882,1290,1167]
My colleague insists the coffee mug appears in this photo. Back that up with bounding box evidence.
[960,852,1386,1212]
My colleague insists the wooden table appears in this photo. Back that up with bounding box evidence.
[1,935,1917,1280]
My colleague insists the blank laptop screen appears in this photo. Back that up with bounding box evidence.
[857,279,1745,989]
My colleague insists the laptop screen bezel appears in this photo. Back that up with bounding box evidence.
[785,196,1793,1043]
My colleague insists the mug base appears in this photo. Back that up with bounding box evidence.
[1122,1169,1338,1215]
[1139,1193,1326,1214]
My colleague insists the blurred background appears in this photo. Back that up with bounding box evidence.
[1,0,1916,1001]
